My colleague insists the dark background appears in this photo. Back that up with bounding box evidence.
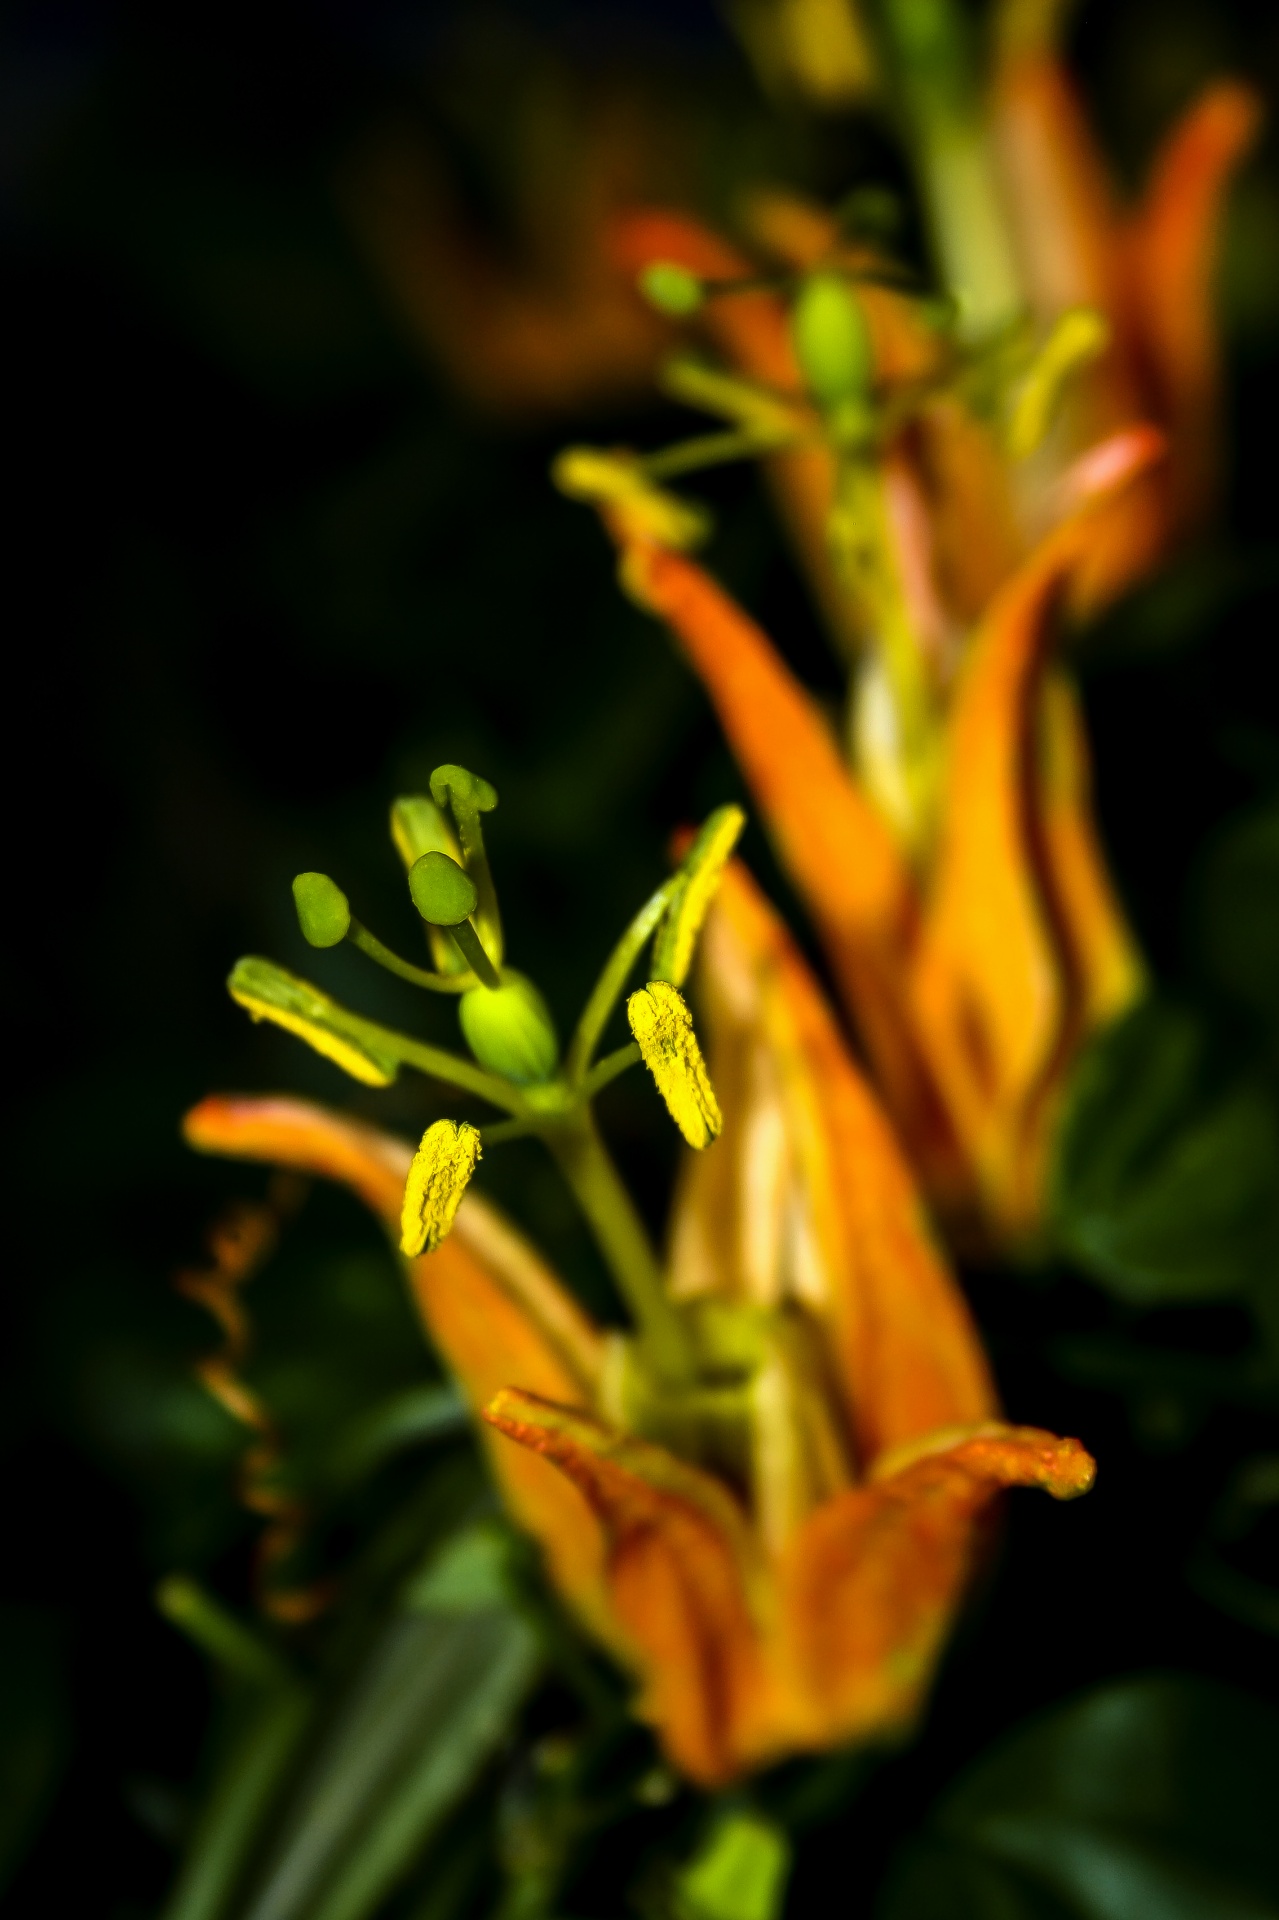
[5,1,1279,1914]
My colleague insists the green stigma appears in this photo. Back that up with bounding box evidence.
[292,872,351,949]
[409,852,479,928]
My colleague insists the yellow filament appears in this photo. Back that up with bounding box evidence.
[1007,308,1110,460]
[655,805,746,987]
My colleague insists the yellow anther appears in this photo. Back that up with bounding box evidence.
[1007,308,1110,460]
[400,1119,483,1256]
[229,958,398,1087]
[551,447,710,552]
[626,980,722,1150]
[654,805,746,987]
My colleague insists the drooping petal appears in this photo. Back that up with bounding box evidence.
[483,1387,772,1786]
[774,1422,1095,1753]
[617,539,971,1215]
[183,1095,620,1649]
[670,864,997,1478]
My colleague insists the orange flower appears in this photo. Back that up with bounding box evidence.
[610,57,1257,615]
[602,462,1153,1244]
[991,21,1260,566]
[578,49,1248,1242]
[185,863,1093,1786]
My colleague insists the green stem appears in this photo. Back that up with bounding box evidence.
[480,1115,541,1146]
[348,921,476,993]
[448,919,502,990]
[877,0,1022,341]
[545,1116,694,1383]
[659,354,806,433]
[393,1030,523,1111]
[451,809,503,966]
[579,1043,640,1101]
[641,427,800,482]
[565,882,673,1085]
[156,1576,292,1689]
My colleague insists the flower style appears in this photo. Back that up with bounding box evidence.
[185,861,1093,1786]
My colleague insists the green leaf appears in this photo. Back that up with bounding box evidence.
[878,1675,1279,1919]
[232,1524,539,1920]
[0,1607,69,1895]
[1052,998,1279,1302]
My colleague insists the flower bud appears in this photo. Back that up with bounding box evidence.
[400,1118,482,1255]
[790,272,873,412]
[409,851,478,927]
[459,973,559,1085]
[638,260,705,317]
[291,871,351,949]
[627,979,721,1149]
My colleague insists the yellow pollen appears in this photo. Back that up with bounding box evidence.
[626,980,722,1150]
[400,1119,483,1256]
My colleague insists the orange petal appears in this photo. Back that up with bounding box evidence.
[992,52,1123,327]
[908,462,1154,1239]
[776,1423,1095,1750]
[910,540,1067,1167]
[484,1387,771,1786]
[672,865,997,1471]
[619,541,970,1213]
[1125,81,1262,532]
[183,1095,619,1649]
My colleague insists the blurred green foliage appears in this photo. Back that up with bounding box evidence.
[878,1675,1279,1918]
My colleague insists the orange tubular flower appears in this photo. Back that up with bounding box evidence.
[185,863,1093,1786]
[579,44,1252,1243]
[601,450,1152,1245]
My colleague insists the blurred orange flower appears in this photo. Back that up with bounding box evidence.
[604,492,1148,1246]
[567,31,1257,1246]
[185,864,1093,1785]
